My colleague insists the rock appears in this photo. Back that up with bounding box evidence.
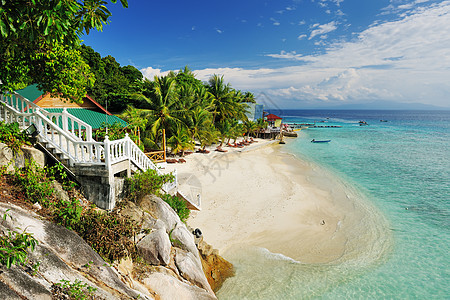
[143,272,216,300]
[199,242,235,292]
[0,202,151,300]
[119,201,144,224]
[51,180,70,203]
[32,202,42,210]
[137,229,172,266]
[142,212,166,231]
[171,225,200,259]
[0,143,45,173]
[174,248,214,295]
[138,194,180,232]
[21,145,45,168]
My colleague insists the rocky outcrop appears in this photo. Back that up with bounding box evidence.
[143,272,216,300]
[197,238,235,292]
[0,143,45,172]
[137,229,172,266]
[0,202,150,299]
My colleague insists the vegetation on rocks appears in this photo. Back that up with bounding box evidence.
[0,209,38,269]
[0,121,30,154]
[2,156,138,262]
[126,168,174,202]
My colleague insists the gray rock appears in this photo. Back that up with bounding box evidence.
[171,225,200,259]
[119,201,144,224]
[143,272,217,300]
[142,212,166,231]
[139,194,181,232]
[0,202,151,300]
[174,248,214,295]
[21,145,45,168]
[0,143,45,172]
[51,180,70,203]
[137,229,172,266]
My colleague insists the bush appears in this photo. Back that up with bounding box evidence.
[161,194,190,223]
[12,159,54,205]
[126,168,175,202]
[73,208,137,262]
[0,121,30,154]
[0,210,38,269]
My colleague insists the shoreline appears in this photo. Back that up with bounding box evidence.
[166,138,391,265]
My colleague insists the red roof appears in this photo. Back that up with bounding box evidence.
[266,113,282,120]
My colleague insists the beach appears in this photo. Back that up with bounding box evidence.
[166,138,390,265]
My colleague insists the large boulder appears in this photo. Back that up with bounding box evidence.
[137,229,172,266]
[198,240,235,292]
[0,203,151,300]
[0,143,45,172]
[143,272,216,300]
[171,225,200,259]
[138,194,180,232]
[174,248,214,295]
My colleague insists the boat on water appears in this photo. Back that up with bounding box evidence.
[380,120,388,122]
[311,139,331,143]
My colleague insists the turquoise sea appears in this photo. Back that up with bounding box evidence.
[218,110,449,299]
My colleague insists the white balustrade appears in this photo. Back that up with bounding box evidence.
[1,91,177,192]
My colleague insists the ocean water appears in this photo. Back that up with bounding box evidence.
[217,110,450,299]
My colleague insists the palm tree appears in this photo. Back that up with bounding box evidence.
[117,105,148,145]
[207,75,236,124]
[243,120,258,141]
[146,75,185,143]
[190,106,213,145]
[167,127,194,156]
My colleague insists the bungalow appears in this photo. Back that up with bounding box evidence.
[265,113,282,128]
[15,85,127,130]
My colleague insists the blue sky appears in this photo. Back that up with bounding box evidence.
[83,0,450,108]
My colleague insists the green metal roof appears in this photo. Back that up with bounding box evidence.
[45,108,128,129]
[15,84,43,101]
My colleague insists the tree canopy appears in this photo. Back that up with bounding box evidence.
[0,0,128,102]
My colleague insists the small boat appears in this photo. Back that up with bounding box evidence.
[311,139,331,143]
[359,120,368,126]
[380,120,388,122]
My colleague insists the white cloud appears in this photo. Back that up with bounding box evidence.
[141,1,450,108]
[297,34,307,40]
[140,67,171,79]
[216,28,223,34]
[266,51,304,60]
[309,21,338,39]
[270,18,280,26]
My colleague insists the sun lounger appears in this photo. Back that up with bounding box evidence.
[166,158,178,163]
[215,147,228,152]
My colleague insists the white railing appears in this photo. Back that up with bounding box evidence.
[34,109,105,165]
[1,91,177,191]
[46,108,93,141]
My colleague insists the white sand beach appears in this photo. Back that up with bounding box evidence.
[166,139,389,264]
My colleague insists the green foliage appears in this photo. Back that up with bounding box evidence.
[54,198,83,231]
[56,279,97,300]
[161,194,190,223]
[7,158,138,262]
[126,168,175,202]
[12,159,54,205]
[0,121,30,154]
[0,210,38,269]
[32,44,95,103]
[80,45,145,112]
[0,0,128,101]
[73,208,137,262]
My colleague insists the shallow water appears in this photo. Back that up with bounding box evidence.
[217,110,450,299]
